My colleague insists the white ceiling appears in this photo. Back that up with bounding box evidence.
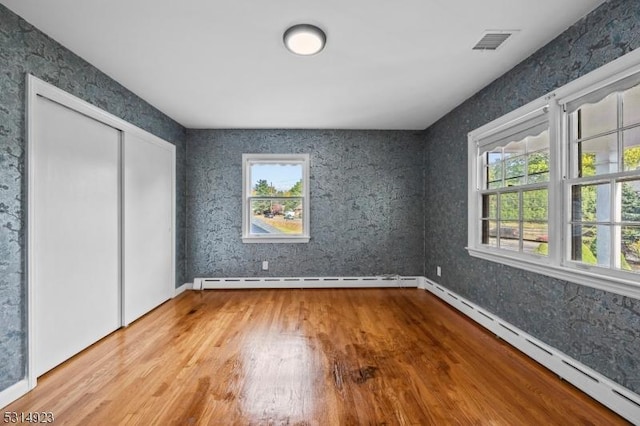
[1,0,605,130]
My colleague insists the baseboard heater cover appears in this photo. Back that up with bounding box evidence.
[418,277,640,424]
[192,275,421,290]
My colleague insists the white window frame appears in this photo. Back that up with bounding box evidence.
[242,153,310,243]
[468,47,640,300]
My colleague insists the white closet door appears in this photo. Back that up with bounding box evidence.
[123,133,174,325]
[33,96,121,376]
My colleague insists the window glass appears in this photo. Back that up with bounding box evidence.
[571,183,611,223]
[249,163,303,236]
[243,154,309,242]
[623,84,640,127]
[578,92,618,138]
[621,180,640,222]
[250,198,303,235]
[482,194,498,219]
[571,224,600,265]
[522,222,548,255]
[523,189,547,221]
[527,150,550,183]
[578,134,618,177]
[623,127,640,171]
[500,192,519,221]
[251,163,303,196]
[484,131,550,189]
[620,225,640,273]
[486,152,503,189]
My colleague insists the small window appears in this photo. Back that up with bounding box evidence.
[242,154,310,243]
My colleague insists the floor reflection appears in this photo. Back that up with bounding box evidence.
[240,331,317,423]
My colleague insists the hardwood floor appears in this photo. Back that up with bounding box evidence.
[5,288,628,425]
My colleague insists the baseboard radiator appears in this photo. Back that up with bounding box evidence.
[192,275,421,290]
[419,277,640,424]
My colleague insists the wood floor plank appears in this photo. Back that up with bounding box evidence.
[4,288,629,425]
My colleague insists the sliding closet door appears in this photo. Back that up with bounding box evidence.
[32,95,121,377]
[123,133,174,325]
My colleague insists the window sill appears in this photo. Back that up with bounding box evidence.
[467,247,640,300]
[242,236,310,244]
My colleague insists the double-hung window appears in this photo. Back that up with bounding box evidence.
[242,154,310,243]
[565,75,640,275]
[477,107,550,256]
[468,50,640,299]
[470,105,550,257]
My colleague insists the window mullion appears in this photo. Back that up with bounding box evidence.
[519,190,524,252]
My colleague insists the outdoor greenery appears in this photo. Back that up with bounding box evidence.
[484,136,550,248]
[252,178,303,215]
[575,146,640,270]
[485,134,640,270]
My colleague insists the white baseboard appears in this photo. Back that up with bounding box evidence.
[193,275,421,290]
[418,277,640,424]
[0,379,29,410]
[174,283,192,296]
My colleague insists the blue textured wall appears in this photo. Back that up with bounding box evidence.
[186,129,424,280]
[0,5,186,392]
[423,0,640,393]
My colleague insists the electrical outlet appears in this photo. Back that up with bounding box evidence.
[262,261,269,271]
[436,266,442,277]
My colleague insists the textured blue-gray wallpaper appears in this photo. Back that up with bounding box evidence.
[423,0,640,393]
[0,5,186,392]
[186,129,424,280]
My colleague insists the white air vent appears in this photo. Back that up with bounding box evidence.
[473,31,517,51]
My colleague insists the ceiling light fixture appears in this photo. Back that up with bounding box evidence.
[283,24,326,56]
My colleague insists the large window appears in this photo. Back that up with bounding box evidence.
[468,51,640,299]
[242,154,310,243]
[567,82,640,274]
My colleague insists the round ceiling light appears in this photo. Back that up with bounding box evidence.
[283,24,326,56]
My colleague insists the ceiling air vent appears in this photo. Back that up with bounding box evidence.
[473,31,516,51]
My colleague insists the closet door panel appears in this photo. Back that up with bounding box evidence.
[33,96,120,376]
[123,133,174,325]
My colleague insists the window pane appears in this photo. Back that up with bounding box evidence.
[504,156,526,186]
[620,226,640,273]
[250,198,303,235]
[250,163,303,196]
[527,150,549,183]
[482,194,497,219]
[622,83,640,127]
[498,222,520,251]
[503,139,526,158]
[571,224,610,267]
[482,220,497,247]
[500,192,519,220]
[488,180,502,190]
[578,134,618,177]
[527,131,549,152]
[487,151,502,165]
[578,92,618,139]
[522,222,548,256]
[621,180,640,223]
[571,183,611,223]
[623,127,640,172]
[523,189,548,221]
[485,152,503,188]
